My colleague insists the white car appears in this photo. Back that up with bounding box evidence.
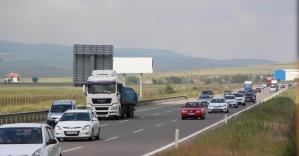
[208,98,229,113]
[0,123,61,156]
[232,93,246,106]
[55,109,100,141]
[270,85,277,93]
[224,95,238,108]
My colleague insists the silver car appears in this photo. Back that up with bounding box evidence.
[0,123,61,156]
[197,94,211,106]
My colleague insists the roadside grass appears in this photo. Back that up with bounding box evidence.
[157,87,297,156]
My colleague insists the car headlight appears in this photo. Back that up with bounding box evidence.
[222,104,227,107]
[182,110,187,113]
[82,125,91,130]
[55,125,62,130]
[196,110,201,113]
[32,148,42,156]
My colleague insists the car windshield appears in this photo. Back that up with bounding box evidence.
[88,84,116,94]
[238,90,245,93]
[225,96,235,99]
[233,94,243,97]
[202,91,212,95]
[50,105,72,113]
[245,93,253,96]
[211,99,225,103]
[185,103,200,108]
[0,127,42,144]
[60,112,91,121]
[199,95,210,99]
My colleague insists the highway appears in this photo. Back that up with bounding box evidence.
[57,87,283,156]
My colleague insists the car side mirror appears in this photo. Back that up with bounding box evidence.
[92,118,98,121]
[47,138,57,145]
[55,118,60,123]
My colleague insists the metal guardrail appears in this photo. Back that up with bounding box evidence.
[0,96,187,125]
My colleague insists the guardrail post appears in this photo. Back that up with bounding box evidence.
[175,129,179,148]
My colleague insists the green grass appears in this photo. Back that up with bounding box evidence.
[157,87,297,156]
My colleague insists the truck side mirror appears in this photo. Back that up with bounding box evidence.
[82,85,87,95]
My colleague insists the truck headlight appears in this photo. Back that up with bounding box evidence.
[111,106,118,110]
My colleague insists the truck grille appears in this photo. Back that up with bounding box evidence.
[95,107,109,110]
[92,98,112,104]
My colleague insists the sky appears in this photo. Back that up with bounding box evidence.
[0,0,297,62]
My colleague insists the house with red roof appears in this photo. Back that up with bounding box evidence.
[5,73,21,83]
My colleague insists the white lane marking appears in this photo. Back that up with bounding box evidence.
[153,113,160,116]
[155,124,163,127]
[62,147,82,153]
[176,108,181,110]
[120,120,129,123]
[104,136,119,141]
[133,129,144,133]
[139,116,146,119]
[100,124,108,127]
[171,119,177,122]
[166,110,171,112]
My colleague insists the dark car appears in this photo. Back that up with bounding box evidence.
[280,84,285,88]
[223,90,232,97]
[244,92,256,103]
[181,102,206,120]
[255,87,261,93]
[201,90,214,98]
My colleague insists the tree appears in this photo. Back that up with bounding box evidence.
[32,77,39,83]
[165,76,182,84]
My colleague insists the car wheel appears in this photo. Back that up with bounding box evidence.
[95,128,100,140]
[253,100,256,103]
[88,130,94,141]
[181,117,186,120]
[201,116,205,120]
[57,138,61,142]
[234,105,238,108]
[243,103,246,106]
[225,110,229,113]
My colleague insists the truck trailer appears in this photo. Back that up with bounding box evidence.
[83,70,138,119]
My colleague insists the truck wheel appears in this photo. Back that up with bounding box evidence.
[120,107,125,119]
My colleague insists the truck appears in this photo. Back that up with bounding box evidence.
[73,45,139,119]
[266,77,273,87]
[83,70,138,119]
[244,81,252,91]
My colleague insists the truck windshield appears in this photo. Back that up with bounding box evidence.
[88,84,116,94]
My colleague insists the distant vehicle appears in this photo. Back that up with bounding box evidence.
[244,92,256,103]
[201,90,214,98]
[232,93,246,106]
[244,81,252,91]
[271,80,278,86]
[224,95,238,108]
[261,84,267,88]
[223,90,232,97]
[47,100,78,127]
[208,98,229,113]
[237,90,246,94]
[55,109,100,141]
[197,94,211,106]
[270,85,277,93]
[288,83,293,87]
[280,84,285,88]
[0,123,61,156]
[181,102,206,120]
[266,77,273,87]
[255,87,261,93]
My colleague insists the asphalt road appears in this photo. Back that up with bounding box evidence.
[56,86,285,156]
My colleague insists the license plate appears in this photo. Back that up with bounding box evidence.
[99,115,106,117]
[66,131,78,134]
[188,113,195,115]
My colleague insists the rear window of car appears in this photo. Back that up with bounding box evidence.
[199,95,210,99]
[225,96,235,99]
[233,94,243,97]
[185,103,200,108]
[50,105,72,113]
[202,90,213,95]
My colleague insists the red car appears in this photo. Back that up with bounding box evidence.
[255,87,261,93]
[181,102,206,120]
